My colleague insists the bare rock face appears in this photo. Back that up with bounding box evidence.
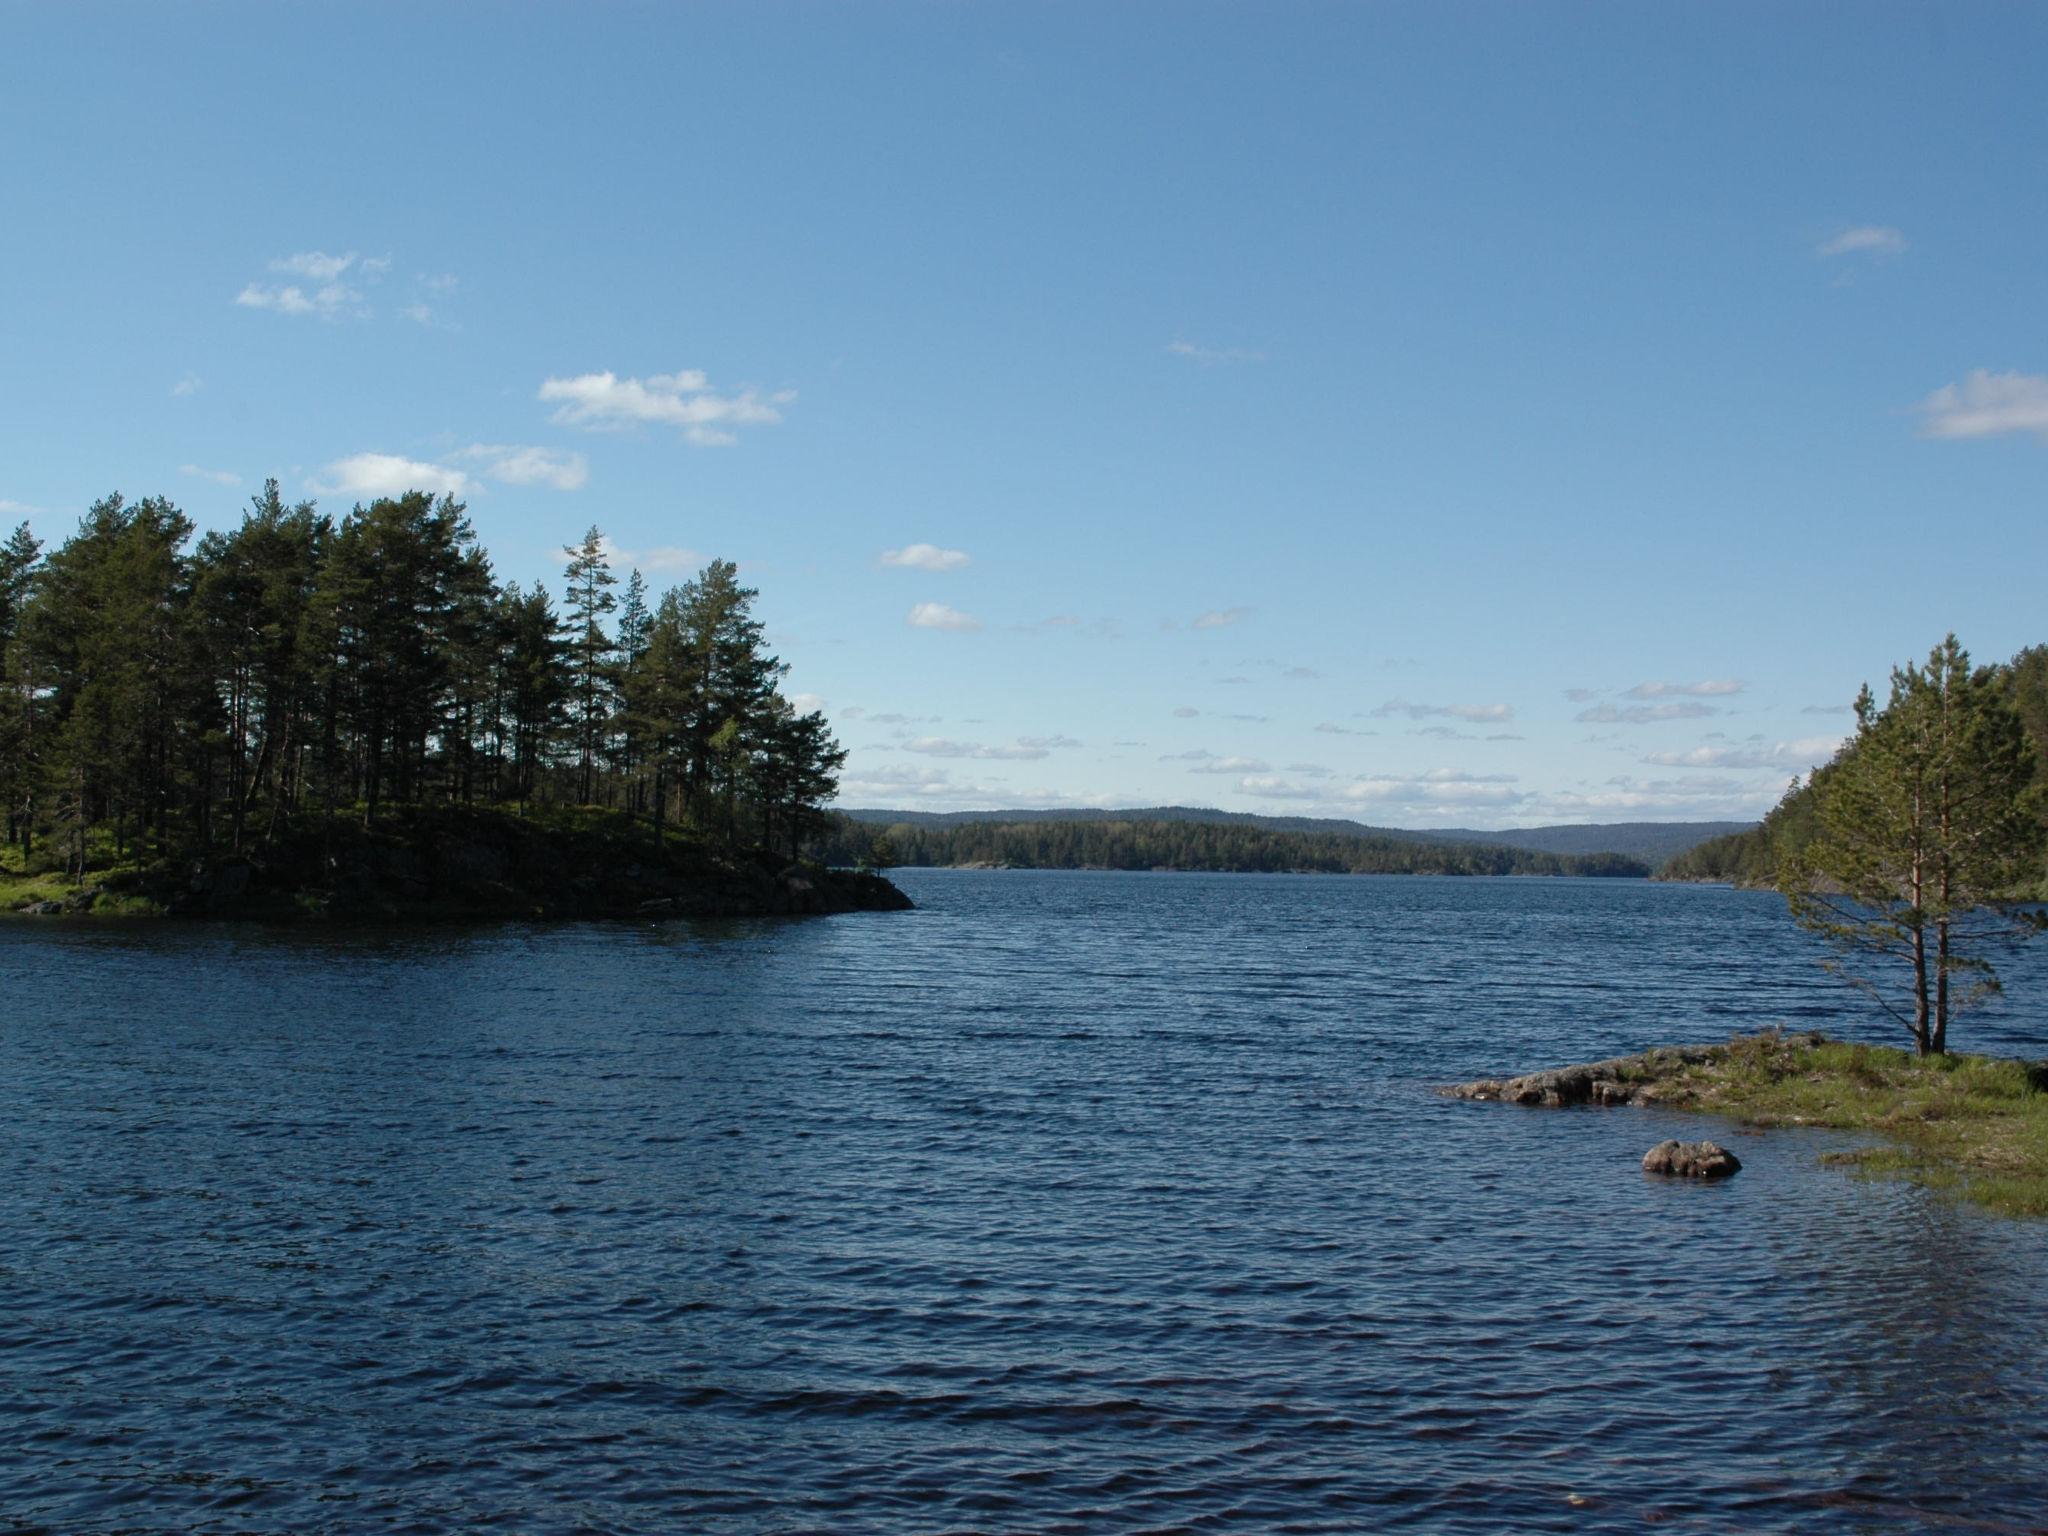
[1641,1139,1741,1179]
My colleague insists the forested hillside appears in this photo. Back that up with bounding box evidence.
[838,806,1745,865]
[1657,644,2048,892]
[816,815,1650,878]
[0,486,873,917]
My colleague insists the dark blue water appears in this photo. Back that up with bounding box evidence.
[3,873,2046,1534]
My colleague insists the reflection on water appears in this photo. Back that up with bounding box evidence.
[1,872,2044,1533]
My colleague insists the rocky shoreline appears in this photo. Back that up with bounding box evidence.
[1440,1037,1823,1108]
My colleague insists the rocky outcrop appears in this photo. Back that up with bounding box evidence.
[1444,1043,1729,1107]
[1642,1139,1742,1178]
[1445,1033,1832,1108]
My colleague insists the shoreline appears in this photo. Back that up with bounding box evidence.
[1445,1030,2048,1218]
[1,805,913,923]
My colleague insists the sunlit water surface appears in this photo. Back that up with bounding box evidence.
[3,871,2046,1534]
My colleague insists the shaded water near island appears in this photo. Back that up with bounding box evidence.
[3,871,2047,1533]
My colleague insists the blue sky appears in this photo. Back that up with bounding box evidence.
[4,3,2044,827]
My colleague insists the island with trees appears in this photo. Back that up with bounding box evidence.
[0,487,908,919]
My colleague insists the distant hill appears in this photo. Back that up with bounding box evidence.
[835,805,1751,867]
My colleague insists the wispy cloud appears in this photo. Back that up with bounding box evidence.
[1818,225,1906,258]
[908,602,980,632]
[171,373,203,398]
[0,498,45,518]
[1190,755,1271,775]
[1800,702,1852,716]
[881,543,971,572]
[1576,701,1718,724]
[179,464,241,488]
[1313,722,1373,736]
[1915,369,2048,441]
[1172,706,1200,718]
[273,251,362,282]
[456,443,589,491]
[1018,734,1084,750]
[904,737,1049,761]
[235,251,384,320]
[1624,679,1742,699]
[538,369,793,446]
[1166,339,1266,364]
[553,536,703,575]
[1372,698,1514,722]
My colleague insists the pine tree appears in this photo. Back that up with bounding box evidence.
[1777,635,2048,1054]
[561,526,617,805]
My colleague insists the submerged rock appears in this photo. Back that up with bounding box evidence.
[1642,1139,1741,1178]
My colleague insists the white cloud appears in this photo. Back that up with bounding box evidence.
[1166,339,1266,364]
[1336,769,1526,810]
[457,443,589,491]
[904,736,1050,761]
[1915,369,2048,441]
[0,498,44,517]
[881,543,971,572]
[908,602,980,632]
[1238,776,1325,801]
[538,369,791,446]
[1191,606,1252,630]
[1532,775,1782,820]
[171,373,203,398]
[1576,701,1718,724]
[421,273,459,293]
[1314,722,1373,736]
[1641,735,1844,771]
[791,692,827,714]
[401,303,435,325]
[1018,734,1084,750]
[1189,755,1271,775]
[310,453,474,499]
[1372,698,1514,722]
[1624,679,1742,699]
[179,464,241,488]
[1818,225,1906,258]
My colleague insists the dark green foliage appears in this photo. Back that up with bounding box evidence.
[1775,635,2046,1055]
[0,489,846,896]
[812,815,1650,877]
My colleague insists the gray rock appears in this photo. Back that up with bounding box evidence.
[1642,1139,1741,1178]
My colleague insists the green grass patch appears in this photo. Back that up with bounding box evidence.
[1649,1033,2048,1218]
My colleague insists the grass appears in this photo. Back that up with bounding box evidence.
[1648,1032,2048,1218]
[0,830,167,914]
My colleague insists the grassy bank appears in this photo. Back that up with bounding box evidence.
[1453,1031,2048,1218]
[1660,1033,2048,1218]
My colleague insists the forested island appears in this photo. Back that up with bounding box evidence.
[816,814,1655,877]
[0,487,905,918]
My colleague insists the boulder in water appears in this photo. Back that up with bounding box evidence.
[1641,1139,1741,1179]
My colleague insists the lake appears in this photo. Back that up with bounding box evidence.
[3,871,2045,1533]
